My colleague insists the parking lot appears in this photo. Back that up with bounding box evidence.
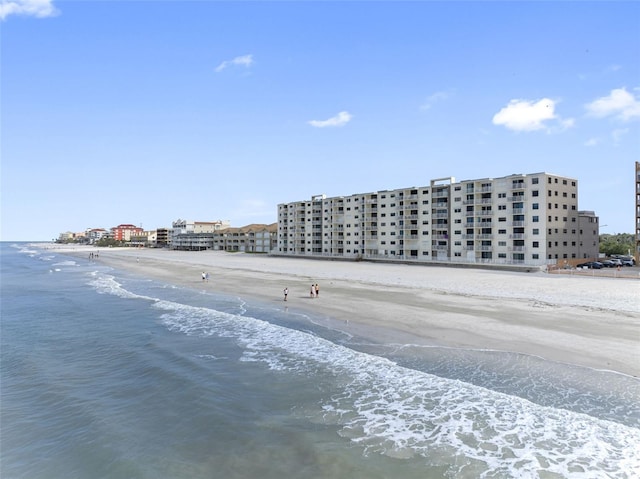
[550,265,640,279]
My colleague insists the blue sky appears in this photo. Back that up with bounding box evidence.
[2,0,639,241]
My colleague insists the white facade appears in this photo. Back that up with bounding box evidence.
[171,219,230,243]
[277,172,599,266]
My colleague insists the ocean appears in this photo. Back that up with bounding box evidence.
[1,242,639,479]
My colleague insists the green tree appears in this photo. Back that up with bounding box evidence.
[95,237,121,248]
[599,233,634,256]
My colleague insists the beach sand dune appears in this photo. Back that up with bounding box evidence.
[55,246,639,377]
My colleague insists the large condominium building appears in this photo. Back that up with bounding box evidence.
[277,172,600,266]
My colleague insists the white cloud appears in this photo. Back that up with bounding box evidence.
[492,98,561,132]
[584,137,600,147]
[553,118,575,133]
[308,111,352,128]
[215,54,254,73]
[611,128,629,146]
[420,90,453,110]
[585,88,640,121]
[0,0,58,20]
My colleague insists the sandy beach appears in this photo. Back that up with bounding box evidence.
[50,245,640,377]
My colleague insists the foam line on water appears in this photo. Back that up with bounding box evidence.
[91,271,640,478]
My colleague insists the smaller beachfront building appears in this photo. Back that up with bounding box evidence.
[111,224,144,242]
[172,223,277,252]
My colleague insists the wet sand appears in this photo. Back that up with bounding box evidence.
[54,245,640,377]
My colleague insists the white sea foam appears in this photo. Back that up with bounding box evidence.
[14,244,39,255]
[92,274,640,478]
[52,260,77,267]
[89,274,158,302]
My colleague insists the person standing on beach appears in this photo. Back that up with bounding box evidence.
[310,284,315,298]
[315,284,319,297]
[202,272,206,282]
[283,287,288,301]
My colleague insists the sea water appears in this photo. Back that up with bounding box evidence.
[1,243,638,479]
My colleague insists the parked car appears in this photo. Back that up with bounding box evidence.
[613,255,636,265]
[601,260,616,267]
[576,261,603,269]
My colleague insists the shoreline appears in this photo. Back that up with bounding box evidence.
[45,245,640,377]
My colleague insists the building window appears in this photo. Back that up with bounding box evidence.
[532,216,539,222]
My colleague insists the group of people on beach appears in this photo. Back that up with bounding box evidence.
[282,283,319,301]
[201,271,210,282]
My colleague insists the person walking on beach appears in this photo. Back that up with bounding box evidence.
[283,287,288,301]
[310,284,315,298]
[315,284,319,297]
[202,272,206,282]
